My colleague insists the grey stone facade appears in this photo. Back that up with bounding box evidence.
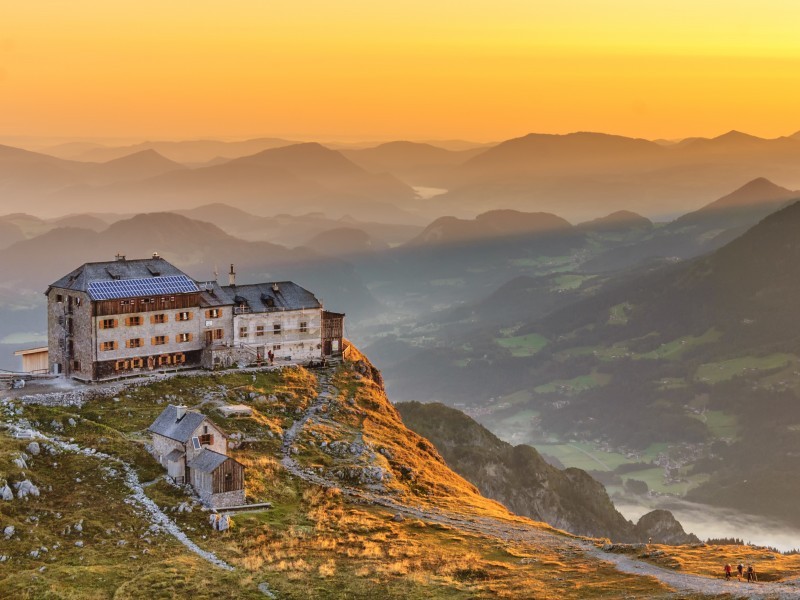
[47,289,94,380]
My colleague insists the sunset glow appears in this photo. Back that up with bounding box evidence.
[2,0,800,140]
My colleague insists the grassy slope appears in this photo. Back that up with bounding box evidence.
[0,362,673,599]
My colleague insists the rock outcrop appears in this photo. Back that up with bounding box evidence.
[397,401,696,543]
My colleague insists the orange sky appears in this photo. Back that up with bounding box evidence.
[2,1,800,142]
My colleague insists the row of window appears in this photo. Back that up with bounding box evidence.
[114,353,187,371]
[238,322,308,338]
[100,333,194,351]
[99,312,193,329]
[119,297,176,306]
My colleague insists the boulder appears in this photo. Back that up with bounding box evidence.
[3,526,14,538]
[14,480,40,499]
[1,485,13,501]
[634,510,699,545]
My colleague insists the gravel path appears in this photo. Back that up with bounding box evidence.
[280,374,800,599]
[6,422,234,571]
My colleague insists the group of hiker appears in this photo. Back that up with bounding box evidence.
[724,562,757,582]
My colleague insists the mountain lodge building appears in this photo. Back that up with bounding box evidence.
[46,255,345,381]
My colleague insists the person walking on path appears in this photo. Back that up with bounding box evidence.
[737,563,744,580]
[747,564,755,582]
[724,563,732,580]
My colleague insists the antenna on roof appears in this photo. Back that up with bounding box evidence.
[115,253,126,261]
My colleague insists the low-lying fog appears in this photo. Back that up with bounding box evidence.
[616,497,800,552]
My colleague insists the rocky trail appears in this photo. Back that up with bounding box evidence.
[2,418,234,571]
[280,372,800,599]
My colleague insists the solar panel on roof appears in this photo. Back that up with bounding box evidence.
[87,275,199,300]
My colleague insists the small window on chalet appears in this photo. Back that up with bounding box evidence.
[256,325,265,337]
[100,318,118,329]
[206,308,221,318]
[152,313,167,324]
[158,355,171,366]
[126,315,143,326]
[120,300,129,306]
[73,360,81,371]
[153,335,168,346]
[126,338,143,348]
[199,433,214,446]
[273,323,281,335]
[132,358,144,368]
[177,311,192,322]
[177,332,193,343]
[174,353,186,364]
[115,360,129,371]
[213,328,224,340]
[100,341,117,352]
[272,344,281,351]
[56,294,63,303]
[299,321,308,333]
[239,326,248,339]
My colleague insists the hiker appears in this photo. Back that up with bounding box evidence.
[724,563,732,580]
[267,350,274,365]
[746,564,755,582]
[737,563,744,580]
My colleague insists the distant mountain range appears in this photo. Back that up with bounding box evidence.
[0,212,376,319]
[7,129,800,223]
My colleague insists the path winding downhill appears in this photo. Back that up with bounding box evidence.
[7,422,234,571]
[280,372,800,599]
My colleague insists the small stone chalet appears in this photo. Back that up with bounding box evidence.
[148,404,245,508]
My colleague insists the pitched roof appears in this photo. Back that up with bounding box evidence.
[49,256,197,299]
[148,405,210,443]
[187,448,233,473]
[165,449,185,463]
[211,281,321,313]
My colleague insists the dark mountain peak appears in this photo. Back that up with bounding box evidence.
[101,148,184,169]
[233,142,363,175]
[475,209,572,232]
[697,178,797,213]
[103,212,234,243]
[578,210,653,232]
[712,130,762,143]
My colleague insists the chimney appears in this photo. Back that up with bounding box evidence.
[229,264,236,287]
[115,253,126,261]
[175,405,187,421]
[152,252,160,259]
[272,282,279,293]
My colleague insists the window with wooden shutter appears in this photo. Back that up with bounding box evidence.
[177,311,193,321]
[175,353,186,364]
[177,332,193,343]
[126,338,143,348]
[100,318,118,330]
[199,433,214,446]
[101,341,117,352]
[152,335,168,346]
[205,309,220,318]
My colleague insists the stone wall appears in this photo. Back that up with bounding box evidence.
[208,489,245,509]
[152,433,184,468]
[47,288,94,380]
